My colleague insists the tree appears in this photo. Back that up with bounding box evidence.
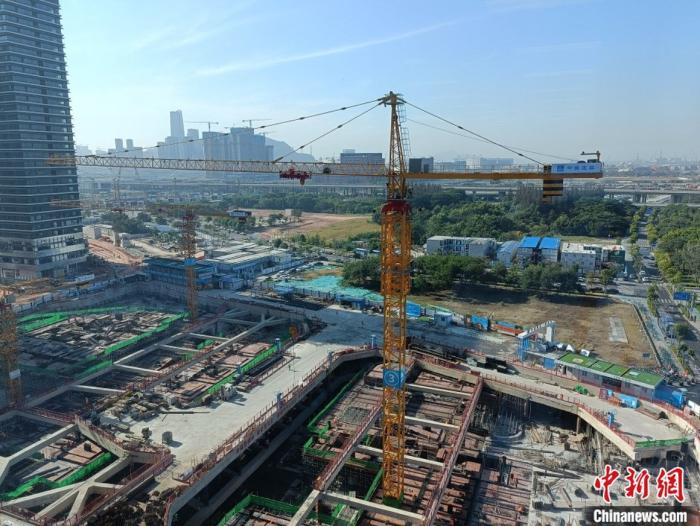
[600,267,616,291]
[101,211,150,234]
[492,262,508,283]
[505,266,521,286]
[342,256,380,290]
[520,265,543,290]
[155,216,168,225]
[647,284,658,301]
[631,245,643,275]
[136,212,152,223]
[272,238,283,248]
[674,323,690,340]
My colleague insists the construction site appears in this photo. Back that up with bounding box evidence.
[2,92,700,526]
[1,284,699,526]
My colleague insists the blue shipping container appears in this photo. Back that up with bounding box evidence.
[616,393,639,409]
[470,314,490,331]
[543,358,556,369]
[407,302,422,318]
[654,384,686,408]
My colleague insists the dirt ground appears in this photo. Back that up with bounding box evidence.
[249,209,376,240]
[89,239,142,266]
[411,284,655,367]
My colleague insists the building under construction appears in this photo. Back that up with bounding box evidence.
[0,280,697,526]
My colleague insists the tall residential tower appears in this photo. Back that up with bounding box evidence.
[0,0,86,279]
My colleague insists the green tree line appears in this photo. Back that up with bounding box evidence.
[343,255,580,294]
[215,187,634,244]
[648,205,700,282]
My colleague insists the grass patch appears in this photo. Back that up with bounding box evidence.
[559,235,620,244]
[307,216,379,241]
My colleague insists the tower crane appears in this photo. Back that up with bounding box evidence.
[47,91,603,501]
[150,204,253,322]
[241,118,271,128]
[581,150,602,162]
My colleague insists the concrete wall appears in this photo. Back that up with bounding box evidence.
[28,281,142,313]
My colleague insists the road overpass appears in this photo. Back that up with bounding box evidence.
[79,176,700,205]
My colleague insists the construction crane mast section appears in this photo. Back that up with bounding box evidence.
[186,121,220,132]
[179,209,198,323]
[380,92,410,501]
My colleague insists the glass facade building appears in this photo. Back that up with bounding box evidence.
[0,0,86,278]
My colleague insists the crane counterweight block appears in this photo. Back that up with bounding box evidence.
[279,168,311,185]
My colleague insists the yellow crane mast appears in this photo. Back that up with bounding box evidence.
[47,92,603,501]
[380,92,410,501]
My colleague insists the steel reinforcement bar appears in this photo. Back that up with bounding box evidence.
[422,377,483,525]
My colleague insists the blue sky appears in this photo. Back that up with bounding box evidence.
[62,0,700,162]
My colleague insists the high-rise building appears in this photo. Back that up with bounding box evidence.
[229,127,269,161]
[170,110,185,138]
[125,139,134,150]
[186,129,203,158]
[408,157,434,173]
[0,0,87,279]
[480,157,514,170]
[114,138,124,152]
[339,151,384,164]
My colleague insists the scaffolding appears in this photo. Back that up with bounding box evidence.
[0,298,21,407]
[0,451,116,501]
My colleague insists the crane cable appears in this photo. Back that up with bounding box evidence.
[258,98,383,130]
[403,100,544,166]
[104,98,384,157]
[406,118,578,162]
[274,101,384,162]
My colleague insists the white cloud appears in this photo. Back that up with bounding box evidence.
[127,26,178,52]
[197,20,458,76]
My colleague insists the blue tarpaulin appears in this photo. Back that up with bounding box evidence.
[407,302,422,317]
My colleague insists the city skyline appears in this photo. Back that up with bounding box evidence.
[62,0,700,163]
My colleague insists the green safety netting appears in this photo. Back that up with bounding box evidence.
[0,452,115,502]
[307,371,363,439]
[216,461,382,526]
[325,468,384,526]
[100,312,187,356]
[216,494,336,526]
[19,306,179,333]
[19,310,186,381]
[274,275,383,304]
[302,441,380,471]
[204,340,285,398]
[197,338,216,349]
[74,359,112,379]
